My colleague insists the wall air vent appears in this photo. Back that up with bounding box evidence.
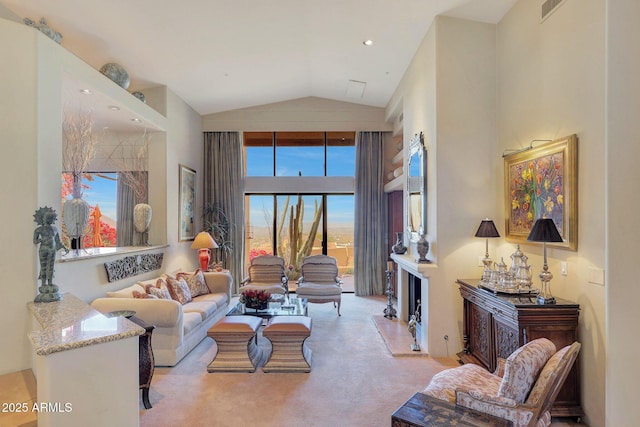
[541,0,567,22]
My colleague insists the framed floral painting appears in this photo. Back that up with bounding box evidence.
[504,134,578,250]
[179,164,196,241]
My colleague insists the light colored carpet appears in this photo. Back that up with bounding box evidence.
[138,294,586,427]
[139,294,459,427]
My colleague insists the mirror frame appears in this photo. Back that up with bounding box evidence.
[406,132,428,242]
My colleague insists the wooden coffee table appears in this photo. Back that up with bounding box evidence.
[392,393,512,427]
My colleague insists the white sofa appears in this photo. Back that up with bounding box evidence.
[91,271,232,366]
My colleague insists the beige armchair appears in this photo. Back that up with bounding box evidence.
[422,338,581,427]
[240,254,287,294]
[295,254,342,316]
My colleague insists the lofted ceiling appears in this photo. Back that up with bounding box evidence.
[1,0,517,117]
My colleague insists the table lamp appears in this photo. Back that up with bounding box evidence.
[527,218,563,304]
[191,232,218,271]
[475,218,500,283]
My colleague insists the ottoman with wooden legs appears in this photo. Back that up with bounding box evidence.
[262,316,312,373]
[206,316,263,372]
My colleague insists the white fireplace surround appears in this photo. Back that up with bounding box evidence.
[390,253,437,354]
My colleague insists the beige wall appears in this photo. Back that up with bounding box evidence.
[497,1,606,425]
[386,16,498,362]
[606,0,640,426]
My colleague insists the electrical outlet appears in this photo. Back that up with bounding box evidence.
[478,256,484,267]
[561,262,567,276]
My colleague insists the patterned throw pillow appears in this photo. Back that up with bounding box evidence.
[177,269,210,297]
[145,279,172,300]
[166,276,193,305]
[133,290,158,299]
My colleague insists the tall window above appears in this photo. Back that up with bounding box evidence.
[244,131,355,177]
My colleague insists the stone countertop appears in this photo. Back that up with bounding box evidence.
[27,293,144,356]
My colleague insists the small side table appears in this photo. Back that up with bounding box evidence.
[129,316,155,409]
[391,393,512,427]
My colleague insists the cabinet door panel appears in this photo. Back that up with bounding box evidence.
[493,318,519,361]
[469,303,493,370]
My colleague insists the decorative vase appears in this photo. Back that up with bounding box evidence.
[134,203,152,246]
[392,232,407,254]
[64,197,90,240]
[246,301,268,310]
[416,234,430,263]
[99,63,130,90]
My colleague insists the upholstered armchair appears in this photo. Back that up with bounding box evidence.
[295,254,342,316]
[240,254,287,295]
[423,338,581,427]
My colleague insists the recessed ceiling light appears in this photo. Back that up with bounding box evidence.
[363,39,374,46]
[79,89,92,95]
[131,118,142,123]
[108,105,120,111]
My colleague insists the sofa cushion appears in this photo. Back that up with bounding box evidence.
[106,283,146,298]
[183,300,218,321]
[166,277,193,305]
[182,312,203,335]
[195,291,229,308]
[498,338,556,403]
[177,269,210,297]
[526,344,571,405]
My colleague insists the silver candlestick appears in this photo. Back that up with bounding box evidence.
[383,262,397,319]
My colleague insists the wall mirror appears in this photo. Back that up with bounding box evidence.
[407,132,427,242]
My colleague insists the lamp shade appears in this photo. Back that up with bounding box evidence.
[190,232,218,249]
[527,218,563,242]
[475,219,500,238]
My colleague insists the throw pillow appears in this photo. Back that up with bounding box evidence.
[133,290,158,299]
[106,283,146,298]
[166,276,192,305]
[145,279,172,300]
[177,269,210,297]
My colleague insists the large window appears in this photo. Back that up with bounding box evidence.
[244,194,354,288]
[243,131,356,290]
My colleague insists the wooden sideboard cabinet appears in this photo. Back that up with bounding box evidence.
[456,279,582,418]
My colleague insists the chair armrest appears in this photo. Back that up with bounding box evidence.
[91,298,182,328]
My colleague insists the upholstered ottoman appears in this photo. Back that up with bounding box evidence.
[262,316,312,373]
[207,316,263,372]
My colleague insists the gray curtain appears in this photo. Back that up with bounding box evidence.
[117,171,147,246]
[354,131,388,296]
[203,132,244,293]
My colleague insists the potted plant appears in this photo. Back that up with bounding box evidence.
[239,289,271,310]
[202,203,233,269]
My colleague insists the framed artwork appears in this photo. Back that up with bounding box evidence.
[504,134,578,250]
[179,164,196,241]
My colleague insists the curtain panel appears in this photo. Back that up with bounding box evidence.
[116,171,148,246]
[354,131,388,296]
[203,132,244,292]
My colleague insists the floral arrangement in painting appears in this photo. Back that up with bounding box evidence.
[509,152,564,234]
[239,289,271,309]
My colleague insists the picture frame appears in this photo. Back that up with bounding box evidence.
[504,134,578,250]
[179,164,196,241]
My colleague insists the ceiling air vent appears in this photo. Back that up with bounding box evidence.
[541,0,567,22]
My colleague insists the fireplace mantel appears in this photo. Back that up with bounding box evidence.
[390,253,438,354]
[390,253,437,278]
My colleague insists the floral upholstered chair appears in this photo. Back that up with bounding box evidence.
[422,338,581,427]
[240,255,287,295]
[295,254,342,316]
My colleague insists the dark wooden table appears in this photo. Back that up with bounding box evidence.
[392,393,512,427]
[129,316,155,409]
